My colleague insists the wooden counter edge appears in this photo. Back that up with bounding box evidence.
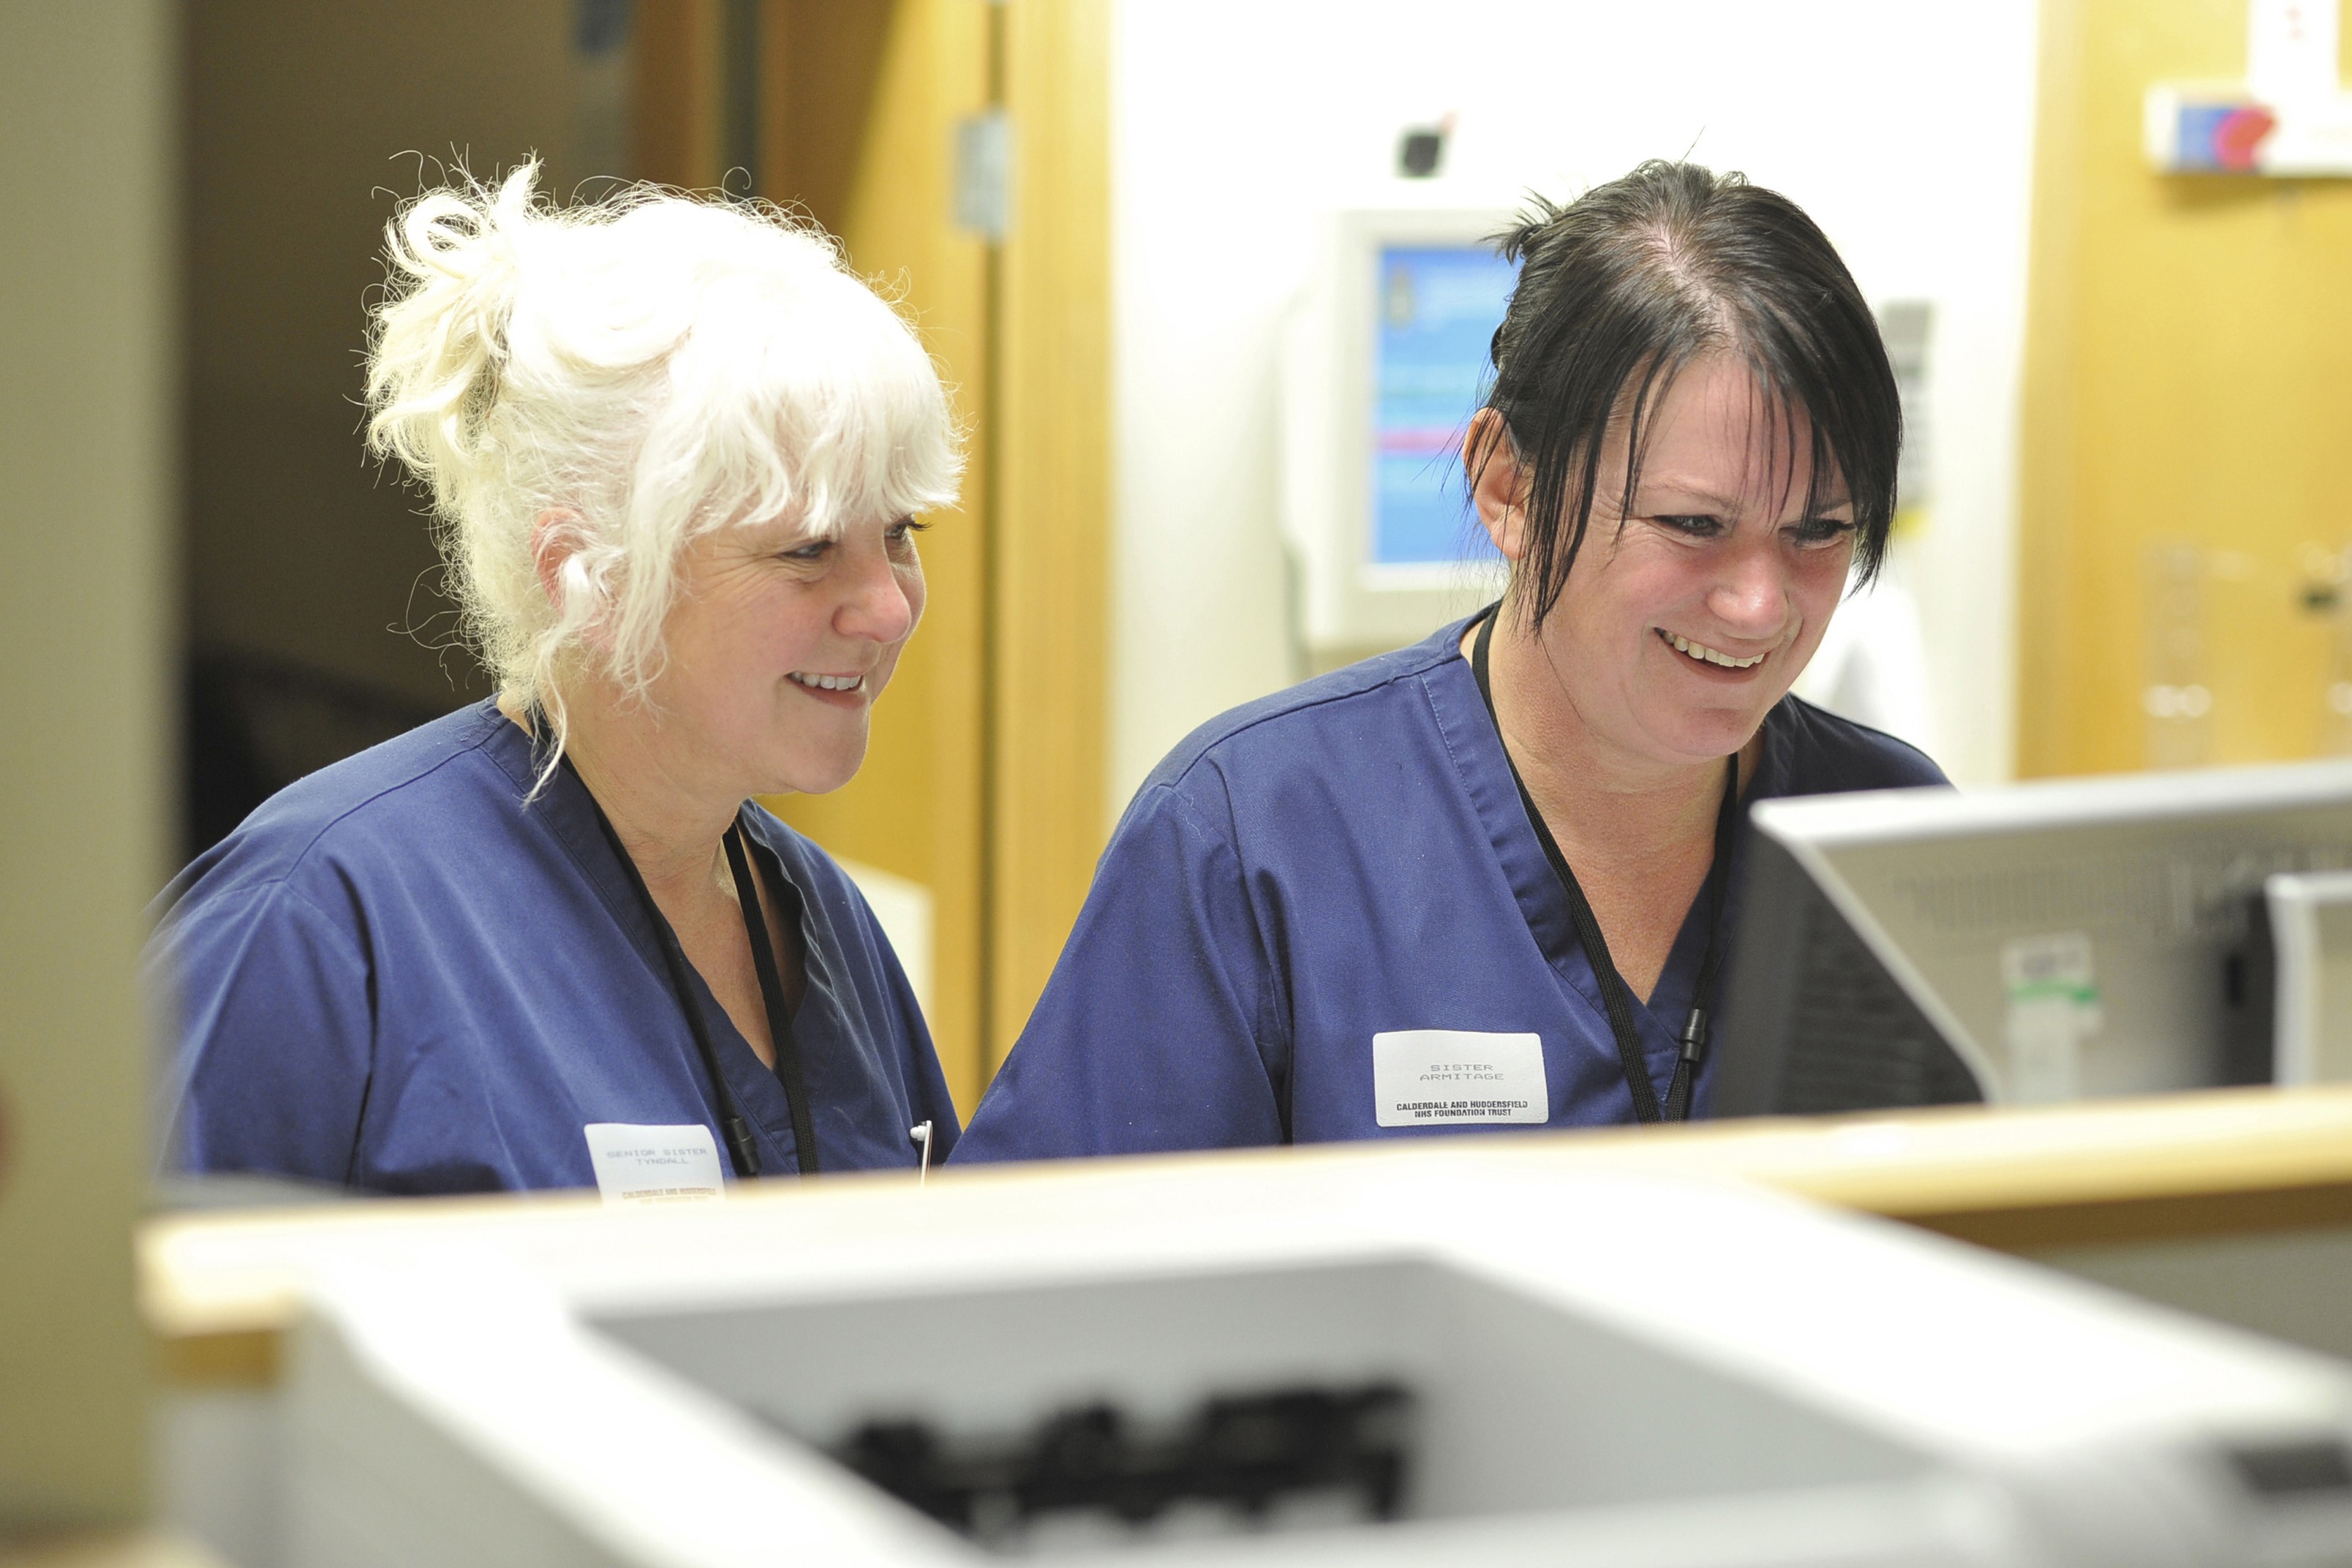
[0,1531,227,1568]
[143,1085,2352,1389]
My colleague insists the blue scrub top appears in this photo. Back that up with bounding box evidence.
[151,701,959,1194]
[955,614,1946,1162]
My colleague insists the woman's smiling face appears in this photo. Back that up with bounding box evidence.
[647,506,929,799]
[1487,353,1857,766]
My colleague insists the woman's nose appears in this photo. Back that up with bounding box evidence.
[1707,542,1789,636]
[836,535,917,644]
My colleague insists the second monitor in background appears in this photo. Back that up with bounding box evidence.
[1711,760,2352,1118]
[1281,205,1516,674]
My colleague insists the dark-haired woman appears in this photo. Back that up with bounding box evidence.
[954,162,1947,1160]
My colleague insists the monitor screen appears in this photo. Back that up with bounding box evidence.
[1711,762,2352,1118]
[1371,244,1518,568]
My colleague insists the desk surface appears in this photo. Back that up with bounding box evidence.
[0,1534,224,1568]
[143,1085,2352,1386]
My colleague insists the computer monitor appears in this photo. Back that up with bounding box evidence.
[1711,760,2352,1118]
[1368,244,1518,569]
[1281,206,1518,668]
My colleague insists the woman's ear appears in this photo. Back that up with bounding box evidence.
[530,509,588,611]
[1466,410,1531,562]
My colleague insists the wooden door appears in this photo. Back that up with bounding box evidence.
[2021,0,2352,776]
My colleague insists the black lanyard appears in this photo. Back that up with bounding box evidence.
[1469,608,1741,1123]
[558,750,821,1178]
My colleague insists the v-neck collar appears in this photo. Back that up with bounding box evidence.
[1420,633,1594,1005]
[1414,621,1801,1082]
[475,705,829,1172]
[735,808,845,1044]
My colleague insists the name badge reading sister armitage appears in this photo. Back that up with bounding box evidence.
[1372,1030,1549,1128]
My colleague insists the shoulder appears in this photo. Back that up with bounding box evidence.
[156,701,519,919]
[1137,619,1470,804]
[1761,695,1950,798]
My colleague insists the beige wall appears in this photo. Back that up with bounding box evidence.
[0,0,174,1534]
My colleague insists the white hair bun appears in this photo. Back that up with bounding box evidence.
[361,162,962,755]
[367,166,535,484]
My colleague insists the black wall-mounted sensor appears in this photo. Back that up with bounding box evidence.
[1398,126,1446,178]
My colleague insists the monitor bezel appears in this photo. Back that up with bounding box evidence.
[1282,204,1516,660]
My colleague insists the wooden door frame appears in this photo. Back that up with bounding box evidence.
[987,0,1111,1066]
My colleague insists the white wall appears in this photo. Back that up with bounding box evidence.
[1110,0,2039,811]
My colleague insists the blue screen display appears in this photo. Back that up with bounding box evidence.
[1372,244,1518,567]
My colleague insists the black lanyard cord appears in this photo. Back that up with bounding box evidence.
[566,762,762,1177]
[546,736,821,1180]
[1670,746,1743,1122]
[723,822,821,1175]
[1470,608,1741,1124]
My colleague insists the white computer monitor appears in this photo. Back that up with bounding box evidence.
[1281,205,1518,668]
[1712,759,2352,1117]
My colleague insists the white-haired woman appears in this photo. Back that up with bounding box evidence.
[151,166,962,1196]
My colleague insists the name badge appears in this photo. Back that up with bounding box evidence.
[1373,1030,1549,1127]
[583,1123,726,1206]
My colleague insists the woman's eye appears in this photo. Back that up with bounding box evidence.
[779,541,832,564]
[1656,514,1725,538]
[886,519,928,548]
[1791,517,1858,546]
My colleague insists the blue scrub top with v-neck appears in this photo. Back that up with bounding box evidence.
[151,700,958,1194]
[954,614,1946,1162]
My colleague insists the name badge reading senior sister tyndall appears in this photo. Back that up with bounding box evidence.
[583,1122,726,1206]
[1372,1030,1549,1128]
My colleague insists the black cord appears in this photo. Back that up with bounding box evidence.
[1664,757,1742,1122]
[1470,607,1741,1124]
[725,821,821,1175]
[549,739,764,1177]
